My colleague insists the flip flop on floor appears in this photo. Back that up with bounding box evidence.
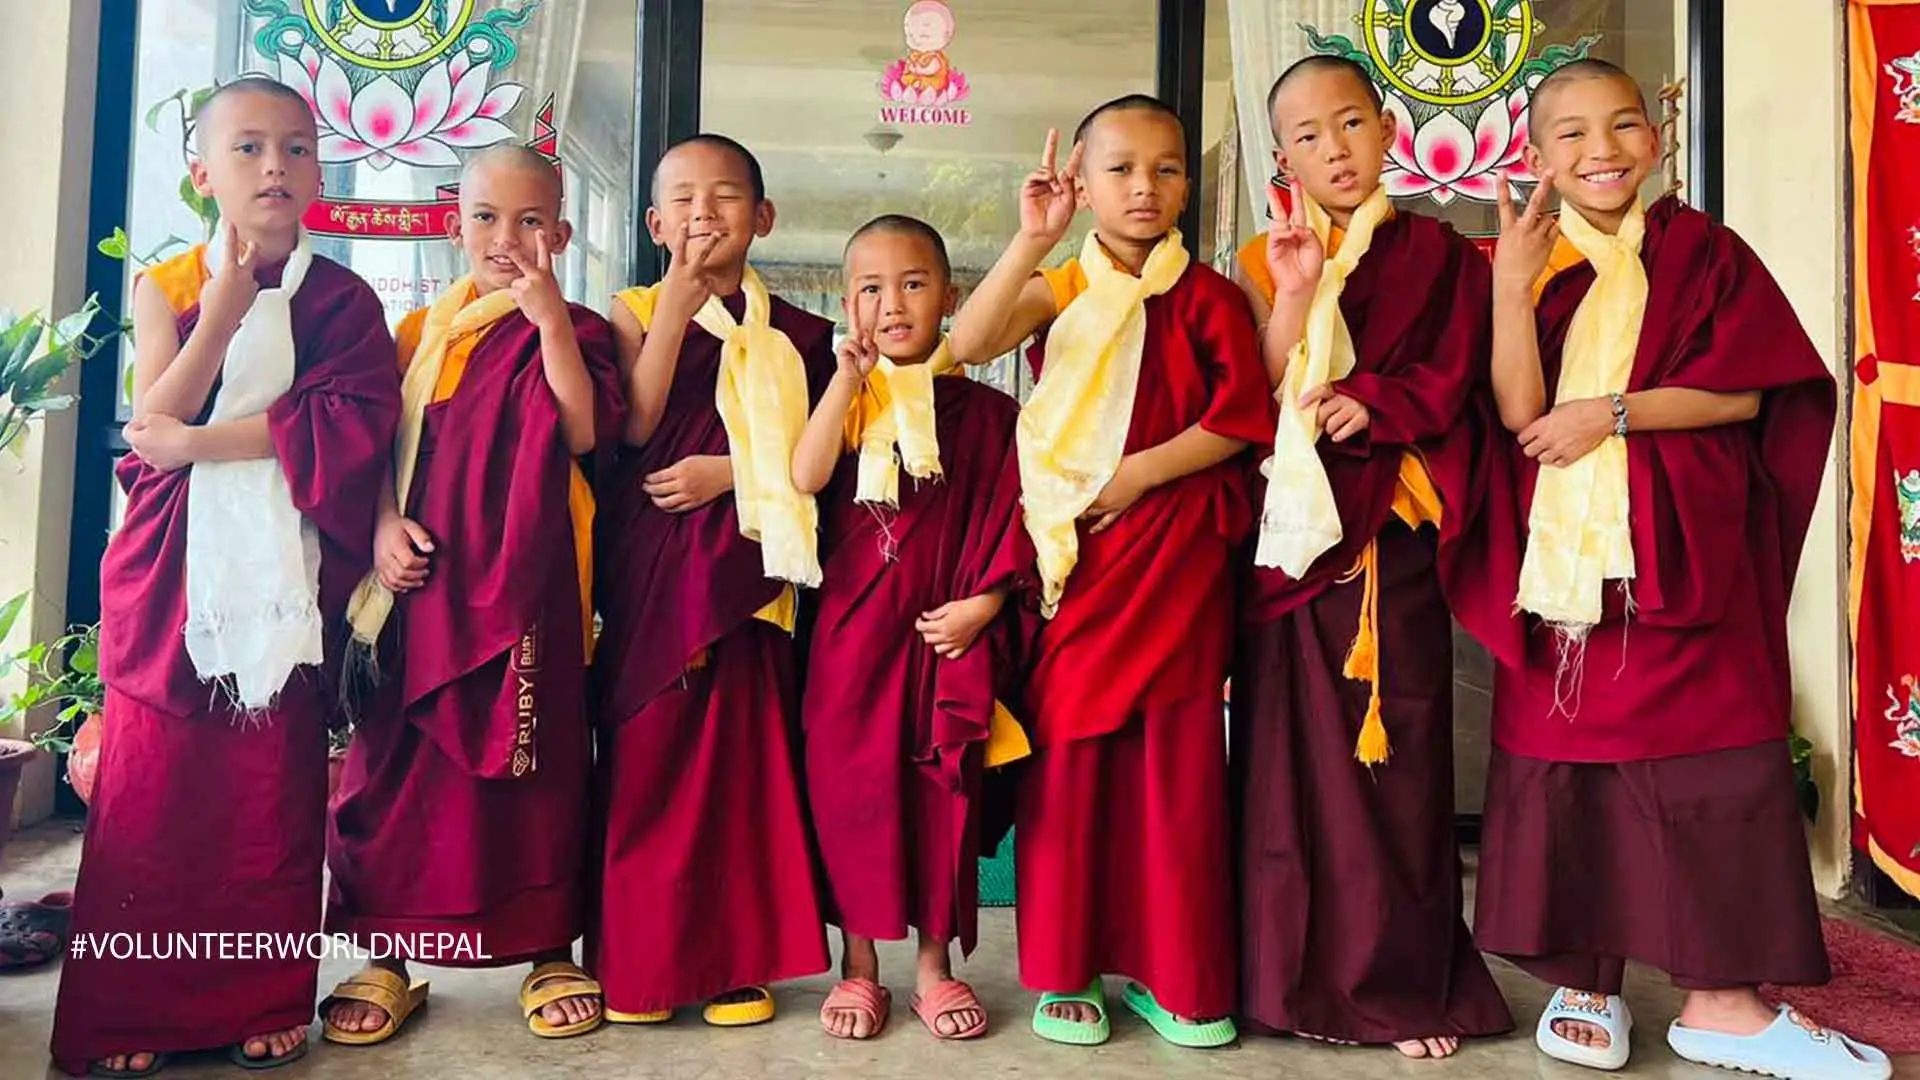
[320,966,430,1046]
[88,1054,171,1079]
[520,961,605,1039]
[911,979,987,1040]
[0,890,73,970]
[227,1033,310,1071]
[1032,978,1110,1046]
[820,977,892,1040]
[1119,981,1237,1049]
[704,985,776,1027]
[1535,987,1632,1071]
[1667,1005,1892,1080]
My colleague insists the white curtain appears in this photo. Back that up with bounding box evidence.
[1227,1,1362,232]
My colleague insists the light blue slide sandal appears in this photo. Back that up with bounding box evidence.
[1667,1006,1891,1080]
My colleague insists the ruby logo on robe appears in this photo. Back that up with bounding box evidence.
[878,0,971,127]
[1897,469,1920,562]
[1884,675,1920,758]
[244,0,554,239]
[1889,51,1920,125]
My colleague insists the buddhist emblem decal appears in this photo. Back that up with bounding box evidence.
[302,0,475,71]
[1362,0,1539,108]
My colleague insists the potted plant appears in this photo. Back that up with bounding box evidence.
[0,609,104,806]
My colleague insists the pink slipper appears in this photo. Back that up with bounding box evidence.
[820,977,891,1040]
[912,979,988,1040]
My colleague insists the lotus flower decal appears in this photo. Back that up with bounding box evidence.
[1380,87,1536,206]
[277,45,524,169]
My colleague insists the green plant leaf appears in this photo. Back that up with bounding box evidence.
[97,229,130,260]
[0,315,45,386]
[51,296,100,350]
[69,634,98,675]
[0,592,27,645]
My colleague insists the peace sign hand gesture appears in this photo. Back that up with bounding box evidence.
[1265,179,1325,300]
[508,229,569,331]
[1494,169,1560,294]
[201,221,261,338]
[659,219,722,323]
[836,289,881,384]
[1019,128,1083,246]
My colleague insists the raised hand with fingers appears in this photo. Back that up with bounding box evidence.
[659,219,724,321]
[1019,128,1083,247]
[201,221,261,338]
[1493,169,1560,293]
[1264,179,1325,300]
[836,290,881,383]
[508,230,570,330]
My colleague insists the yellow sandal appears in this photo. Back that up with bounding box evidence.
[320,966,430,1046]
[703,986,776,1027]
[520,961,606,1039]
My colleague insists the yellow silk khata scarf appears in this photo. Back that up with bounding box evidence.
[1244,185,1439,765]
[1254,184,1392,576]
[347,277,521,654]
[620,267,821,588]
[1017,228,1190,617]
[1515,200,1646,651]
[843,340,960,507]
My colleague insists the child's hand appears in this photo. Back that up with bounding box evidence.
[1019,129,1082,246]
[1493,170,1560,294]
[122,414,197,473]
[200,222,260,337]
[1265,179,1325,300]
[644,454,732,513]
[835,291,880,384]
[1083,455,1150,534]
[916,592,1005,660]
[375,512,434,593]
[1518,397,1613,468]
[508,230,569,331]
[1300,384,1371,442]
[658,220,722,322]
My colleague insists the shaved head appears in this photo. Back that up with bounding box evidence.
[846,213,951,281]
[464,144,564,214]
[1072,94,1185,156]
[192,76,316,155]
[1528,59,1646,146]
[1268,55,1383,124]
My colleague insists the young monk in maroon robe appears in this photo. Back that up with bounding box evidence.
[791,215,1034,1042]
[320,146,626,1046]
[947,96,1271,1049]
[589,134,832,1027]
[49,78,400,1077]
[1467,60,1889,1079]
[1227,56,1516,1060]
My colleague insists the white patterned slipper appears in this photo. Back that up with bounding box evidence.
[1534,987,1632,1071]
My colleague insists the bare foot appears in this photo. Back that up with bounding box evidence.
[1045,999,1102,1024]
[237,1025,308,1062]
[1396,1036,1461,1059]
[823,932,884,1039]
[915,934,983,1037]
[1675,987,1780,1037]
[532,960,603,1029]
[328,960,408,1033]
[94,1053,159,1074]
[1550,1017,1611,1050]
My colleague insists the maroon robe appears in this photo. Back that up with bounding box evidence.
[1231,214,1515,1042]
[588,291,835,1013]
[1459,196,1835,989]
[51,251,399,1075]
[325,305,626,963]
[1015,259,1271,1020]
[802,374,1033,955]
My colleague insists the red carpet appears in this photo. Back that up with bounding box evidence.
[1762,917,1920,1052]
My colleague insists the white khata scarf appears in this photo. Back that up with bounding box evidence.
[181,226,324,712]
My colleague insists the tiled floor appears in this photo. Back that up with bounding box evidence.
[2,818,1913,1079]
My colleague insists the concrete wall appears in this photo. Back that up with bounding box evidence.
[1721,2,1853,898]
[0,0,102,828]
